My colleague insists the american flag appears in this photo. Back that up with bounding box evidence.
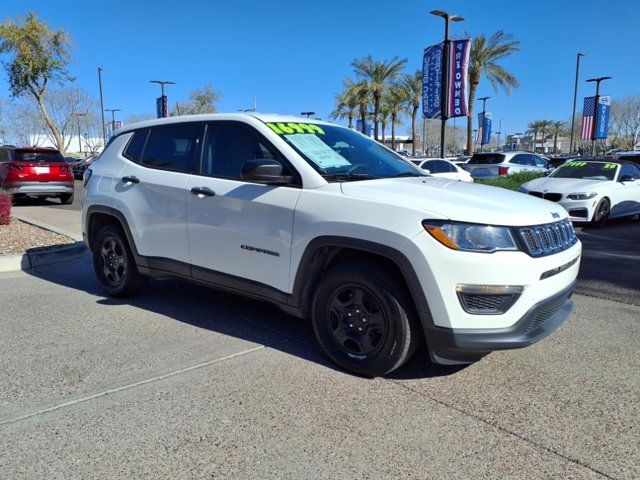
[581,96,596,140]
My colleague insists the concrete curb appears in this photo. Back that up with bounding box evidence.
[0,214,87,272]
[0,241,87,273]
[12,214,83,242]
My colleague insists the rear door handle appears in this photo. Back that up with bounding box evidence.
[122,176,140,185]
[190,187,216,198]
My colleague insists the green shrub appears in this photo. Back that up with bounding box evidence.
[476,171,544,191]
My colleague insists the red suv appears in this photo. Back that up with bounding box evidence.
[0,146,75,204]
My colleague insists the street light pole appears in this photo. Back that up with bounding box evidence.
[495,118,503,150]
[477,96,490,152]
[430,10,464,158]
[586,76,612,156]
[74,113,86,154]
[150,80,175,117]
[97,67,107,147]
[569,53,586,154]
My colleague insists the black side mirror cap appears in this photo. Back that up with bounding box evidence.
[241,159,293,185]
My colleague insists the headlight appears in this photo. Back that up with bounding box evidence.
[422,221,519,253]
[567,192,597,200]
[518,187,528,193]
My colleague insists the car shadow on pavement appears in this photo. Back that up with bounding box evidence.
[575,217,640,304]
[26,256,464,380]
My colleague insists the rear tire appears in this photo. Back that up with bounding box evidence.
[92,224,147,297]
[311,261,420,377]
[60,193,74,205]
[591,198,610,227]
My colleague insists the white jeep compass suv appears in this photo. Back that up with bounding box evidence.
[82,114,581,376]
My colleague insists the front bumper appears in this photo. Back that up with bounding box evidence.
[2,181,74,196]
[424,281,575,364]
[558,199,595,222]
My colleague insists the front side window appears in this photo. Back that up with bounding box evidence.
[202,123,282,180]
[620,164,640,178]
[533,155,547,168]
[141,124,201,173]
[264,121,422,181]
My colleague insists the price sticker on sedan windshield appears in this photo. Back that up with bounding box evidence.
[284,133,351,169]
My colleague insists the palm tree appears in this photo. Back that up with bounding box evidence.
[351,54,407,141]
[537,120,553,154]
[379,103,391,143]
[402,70,422,156]
[526,120,542,153]
[343,79,370,134]
[385,83,411,150]
[466,31,520,155]
[330,79,360,128]
[550,120,566,154]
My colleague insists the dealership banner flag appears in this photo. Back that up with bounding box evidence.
[446,39,470,118]
[477,112,492,145]
[594,95,611,139]
[422,43,444,118]
[422,39,470,119]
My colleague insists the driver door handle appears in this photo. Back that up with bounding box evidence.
[122,176,140,185]
[190,186,216,198]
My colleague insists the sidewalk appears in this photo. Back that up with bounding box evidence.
[13,206,83,241]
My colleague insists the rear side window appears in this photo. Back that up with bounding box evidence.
[141,123,202,173]
[468,153,505,164]
[123,129,148,163]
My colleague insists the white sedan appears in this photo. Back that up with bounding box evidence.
[519,160,640,225]
[415,158,474,182]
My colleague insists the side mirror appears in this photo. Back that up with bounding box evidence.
[422,169,431,174]
[619,174,637,183]
[241,159,293,185]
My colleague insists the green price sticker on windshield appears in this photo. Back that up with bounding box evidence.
[266,122,325,135]
[566,161,587,167]
[604,163,617,169]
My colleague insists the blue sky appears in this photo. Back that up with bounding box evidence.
[1,0,638,136]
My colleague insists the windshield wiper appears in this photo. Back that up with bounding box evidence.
[322,173,377,182]
[391,172,424,178]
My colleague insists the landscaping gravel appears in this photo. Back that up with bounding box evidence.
[0,219,74,255]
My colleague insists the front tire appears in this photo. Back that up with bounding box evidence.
[311,262,419,377]
[92,224,147,297]
[591,198,610,227]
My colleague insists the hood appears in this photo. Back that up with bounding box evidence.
[340,177,567,226]
[522,176,611,193]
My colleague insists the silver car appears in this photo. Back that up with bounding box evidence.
[464,151,551,179]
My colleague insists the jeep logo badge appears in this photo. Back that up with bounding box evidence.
[552,212,560,219]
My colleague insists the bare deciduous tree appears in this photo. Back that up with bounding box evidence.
[610,95,640,150]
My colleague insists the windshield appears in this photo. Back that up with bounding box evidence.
[13,149,65,163]
[550,161,618,180]
[265,121,423,181]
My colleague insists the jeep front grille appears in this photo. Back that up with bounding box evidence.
[517,220,577,257]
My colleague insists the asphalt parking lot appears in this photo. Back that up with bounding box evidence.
[1,214,639,479]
